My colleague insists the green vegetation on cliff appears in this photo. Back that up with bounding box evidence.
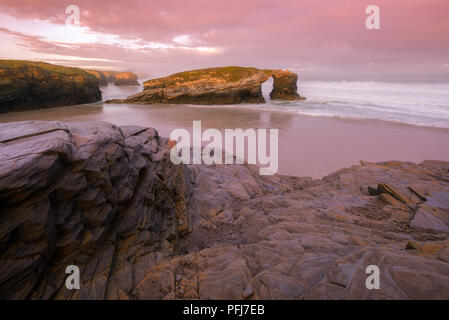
[0,60,102,113]
[109,66,303,105]
[144,66,273,89]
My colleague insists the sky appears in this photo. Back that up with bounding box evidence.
[0,0,448,81]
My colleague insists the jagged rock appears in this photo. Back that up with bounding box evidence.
[0,122,448,300]
[0,121,190,299]
[105,66,304,105]
[411,205,449,232]
[0,60,102,113]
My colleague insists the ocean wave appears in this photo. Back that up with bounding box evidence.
[195,81,449,129]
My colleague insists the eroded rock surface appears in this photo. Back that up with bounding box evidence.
[0,121,448,299]
[0,121,190,299]
[106,66,303,105]
[0,60,102,113]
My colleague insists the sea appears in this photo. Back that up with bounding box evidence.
[256,80,449,129]
[1,80,449,178]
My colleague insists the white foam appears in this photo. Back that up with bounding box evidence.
[253,80,449,129]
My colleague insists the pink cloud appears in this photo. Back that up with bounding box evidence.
[0,0,448,80]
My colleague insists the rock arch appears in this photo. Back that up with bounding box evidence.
[105,67,305,105]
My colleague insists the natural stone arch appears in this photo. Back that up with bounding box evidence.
[106,67,305,105]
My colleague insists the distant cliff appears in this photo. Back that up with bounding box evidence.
[0,60,101,113]
[83,70,139,87]
[103,71,118,83]
[114,72,139,86]
[106,66,304,105]
[85,69,109,86]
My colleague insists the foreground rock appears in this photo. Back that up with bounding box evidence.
[0,60,102,113]
[105,66,304,105]
[0,121,448,299]
[0,121,189,299]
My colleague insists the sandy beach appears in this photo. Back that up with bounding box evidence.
[1,90,449,178]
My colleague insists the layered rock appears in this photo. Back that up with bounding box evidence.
[0,121,190,299]
[0,121,448,300]
[105,66,304,105]
[114,72,139,86]
[0,60,102,113]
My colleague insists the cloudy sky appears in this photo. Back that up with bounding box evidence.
[0,0,448,80]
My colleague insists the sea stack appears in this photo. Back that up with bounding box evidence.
[270,70,305,100]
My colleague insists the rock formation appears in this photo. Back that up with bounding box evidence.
[0,121,448,299]
[85,70,109,87]
[270,70,305,100]
[105,66,304,105]
[114,72,140,86]
[83,70,140,87]
[102,71,118,83]
[0,60,102,113]
[0,121,189,299]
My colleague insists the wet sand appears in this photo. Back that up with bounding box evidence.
[1,85,449,178]
[2,102,449,178]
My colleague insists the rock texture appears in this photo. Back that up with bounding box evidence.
[0,60,102,113]
[105,66,303,105]
[114,72,139,86]
[0,121,189,299]
[1,121,449,300]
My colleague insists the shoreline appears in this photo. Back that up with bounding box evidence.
[1,101,449,179]
[183,102,449,132]
[3,99,449,132]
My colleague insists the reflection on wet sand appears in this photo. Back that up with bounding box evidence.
[1,85,449,178]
